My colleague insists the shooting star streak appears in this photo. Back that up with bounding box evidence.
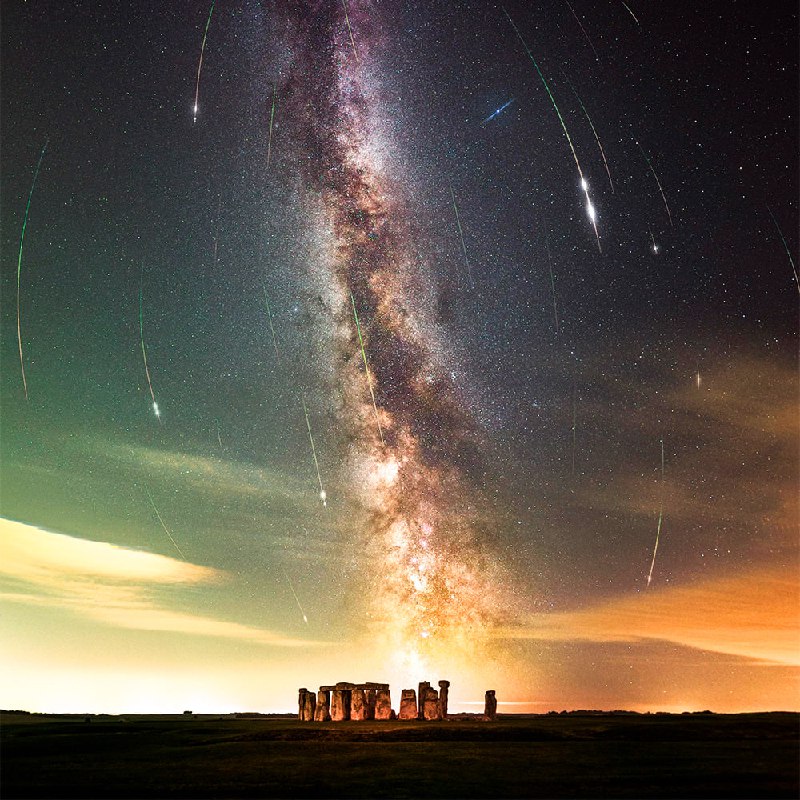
[267,85,277,168]
[192,1,215,124]
[545,237,560,333]
[563,0,600,61]
[504,9,601,251]
[215,420,223,448]
[620,1,640,26]
[649,227,659,254]
[636,140,673,227]
[144,486,186,560]
[16,138,48,400]
[351,293,385,445]
[302,395,327,507]
[342,0,359,64]
[562,73,614,193]
[449,183,473,286]
[139,266,162,422]
[646,439,665,588]
[263,287,280,360]
[282,566,308,624]
[766,206,800,296]
[482,98,516,125]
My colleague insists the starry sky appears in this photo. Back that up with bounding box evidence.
[1,0,797,715]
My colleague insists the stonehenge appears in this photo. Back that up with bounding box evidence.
[297,679,496,722]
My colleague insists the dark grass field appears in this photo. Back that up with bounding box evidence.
[2,711,797,799]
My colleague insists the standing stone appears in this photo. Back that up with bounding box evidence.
[330,688,351,721]
[422,686,441,720]
[484,690,497,721]
[417,681,430,719]
[374,687,393,720]
[314,690,330,722]
[298,688,307,721]
[365,688,377,719]
[303,690,316,721]
[438,680,450,719]
[398,689,417,720]
[351,688,368,721]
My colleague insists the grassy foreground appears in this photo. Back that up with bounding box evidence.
[2,712,797,798]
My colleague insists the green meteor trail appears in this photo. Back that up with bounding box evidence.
[636,140,673,227]
[16,138,48,400]
[302,395,327,507]
[351,293,385,445]
[504,8,601,252]
[192,1,215,124]
[267,85,277,168]
[139,266,161,422]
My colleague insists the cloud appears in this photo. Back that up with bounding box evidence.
[0,518,326,648]
[494,566,800,667]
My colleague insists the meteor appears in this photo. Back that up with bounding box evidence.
[263,286,280,360]
[481,98,515,125]
[504,9,601,252]
[766,205,799,296]
[351,293,385,444]
[342,0,359,64]
[302,395,327,507]
[646,439,665,588]
[545,237,559,333]
[636,140,673,227]
[282,566,309,624]
[267,85,277,168]
[144,486,185,560]
[449,183,473,286]
[139,265,162,422]
[192,1,215,124]
[16,138,48,400]
[563,0,600,61]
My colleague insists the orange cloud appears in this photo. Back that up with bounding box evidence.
[495,566,800,667]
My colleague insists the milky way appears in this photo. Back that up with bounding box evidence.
[280,1,517,670]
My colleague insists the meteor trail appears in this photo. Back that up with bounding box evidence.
[481,98,515,125]
[351,293,385,444]
[267,85,277,168]
[649,227,659,254]
[16,138,48,400]
[646,439,665,588]
[282,566,308,624]
[504,8,601,251]
[342,0,359,64]
[636,140,673,227]
[263,286,280,360]
[192,1,215,124]
[620,1,640,26]
[302,395,327,507]
[139,266,161,422]
[561,72,614,193]
[449,183,473,286]
[563,0,600,61]
[766,206,799,296]
[144,486,185,559]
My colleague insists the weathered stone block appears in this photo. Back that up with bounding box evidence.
[484,689,497,721]
[417,681,430,719]
[423,686,441,720]
[351,688,367,720]
[398,689,417,720]
[438,680,450,719]
[314,690,330,722]
[374,687,393,720]
[330,688,351,721]
[365,688,376,719]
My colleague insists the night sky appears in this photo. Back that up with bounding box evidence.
[1,0,797,714]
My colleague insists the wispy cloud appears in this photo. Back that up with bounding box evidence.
[493,567,800,667]
[0,518,326,648]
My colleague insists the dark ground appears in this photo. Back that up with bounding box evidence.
[1,711,797,799]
